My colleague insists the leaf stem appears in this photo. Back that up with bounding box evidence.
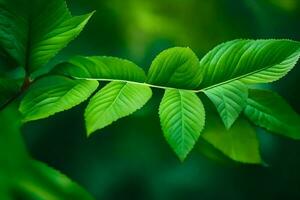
[71,77,201,93]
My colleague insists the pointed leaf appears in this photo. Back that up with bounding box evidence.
[85,81,152,135]
[202,105,261,164]
[0,0,93,72]
[147,47,203,89]
[19,76,98,122]
[159,89,205,161]
[204,81,248,129]
[244,89,300,139]
[53,56,146,82]
[200,39,300,89]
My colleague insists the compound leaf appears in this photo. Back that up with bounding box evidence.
[200,39,300,89]
[244,89,300,139]
[85,81,152,135]
[19,76,98,122]
[147,47,203,89]
[159,89,205,161]
[204,81,248,129]
[53,56,146,82]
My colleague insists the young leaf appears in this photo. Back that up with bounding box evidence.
[199,39,300,89]
[85,81,152,135]
[53,56,146,82]
[0,0,93,72]
[159,89,205,161]
[244,89,300,139]
[202,106,261,164]
[147,47,203,89]
[204,81,248,129]
[19,76,98,122]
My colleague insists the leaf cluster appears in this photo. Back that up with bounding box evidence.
[1,0,300,165]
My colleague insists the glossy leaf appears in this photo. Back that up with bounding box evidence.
[85,81,152,135]
[159,89,205,161]
[244,89,300,139]
[53,56,146,82]
[0,0,93,72]
[19,76,98,122]
[200,39,300,89]
[204,81,248,129]
[202,106,261,164]
[147,47,203,89]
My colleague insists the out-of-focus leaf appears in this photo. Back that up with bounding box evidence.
[201,104,262,164]
[0,78,22,108]
[0,105,94,199]
[159,89,205,161]
[244,89,300,139]
[198,139,239,165]
[19,76,98,122]
[14,160,94,200]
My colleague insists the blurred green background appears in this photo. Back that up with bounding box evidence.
[3,0,300,199]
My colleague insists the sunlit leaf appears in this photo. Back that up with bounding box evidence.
[159,89,205,161]
[53,56,146,82]
[19,76,98,122]
[204,81,248,129]
[200,39,300,89]
[147,47,203,89]
[85,81,152,135]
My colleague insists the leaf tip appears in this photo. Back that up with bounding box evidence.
[178,155,186,162]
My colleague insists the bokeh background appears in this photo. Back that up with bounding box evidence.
[4,0,300,199]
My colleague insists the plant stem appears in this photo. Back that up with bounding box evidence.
[72,77,202,93]
[0,76,31,112]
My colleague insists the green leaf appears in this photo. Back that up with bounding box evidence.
[15,160,94,200]
[200,39,300,89]
[159,89,205,161]
[19,76,98,122]
[0,78,22,108]
[204,81,248,129]
[0,105,93,199]
[198,139,238,165]
[85,81,152,135]
[53,56,146,82]
[0,0,93,72]
[147,47,203,89]
[0,103,28,168]
[244,89,300,139]
[202,105,261,164]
